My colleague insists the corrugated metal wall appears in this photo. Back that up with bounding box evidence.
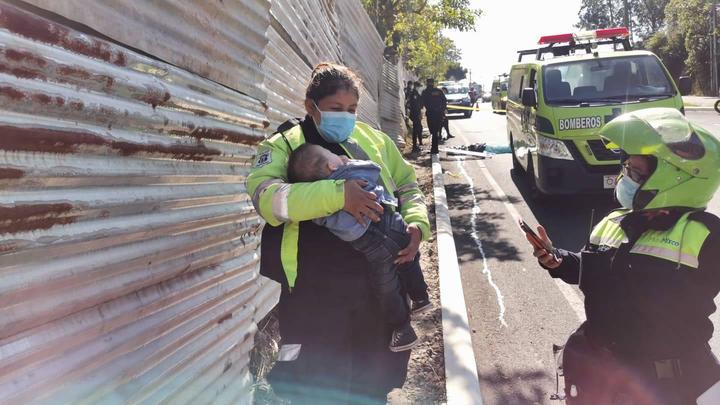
[380,59,405,146]
[0,1,268,403]
[0,0,407,402]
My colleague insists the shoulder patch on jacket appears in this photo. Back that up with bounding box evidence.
[254,150,272,167]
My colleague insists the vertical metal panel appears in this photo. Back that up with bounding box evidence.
[271,0,341,65]
[22,0,270,101]
[0,1,276,402]
[379,58,404,145]
[336,0,385,129]
[262,25,312,131]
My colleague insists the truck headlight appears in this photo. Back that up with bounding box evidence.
[538,135,573,160]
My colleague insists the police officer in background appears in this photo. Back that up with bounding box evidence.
[421,78,446,154]
[526,108,720,404]
[407,81,423,152]
[403,80,413,116]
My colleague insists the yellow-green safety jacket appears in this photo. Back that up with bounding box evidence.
[246,121,430,288]
[548,208,720,359]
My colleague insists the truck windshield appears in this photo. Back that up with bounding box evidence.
[542,55,675,105]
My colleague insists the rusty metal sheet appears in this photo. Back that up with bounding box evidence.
[262,26,312,131]
[380,58,404,145]
[336,0,384,103]
[271,0,341,66]
[21,0,270,101]
[0,1,270,402]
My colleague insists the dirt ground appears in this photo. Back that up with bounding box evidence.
[390,151,447,404]
[250,138,447,404]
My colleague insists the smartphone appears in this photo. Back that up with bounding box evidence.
[518,219,545,250]
[519,219,560,261]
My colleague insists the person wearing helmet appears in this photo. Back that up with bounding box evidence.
[525,108,720,404]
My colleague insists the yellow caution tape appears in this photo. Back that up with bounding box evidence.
[447,105,483,111]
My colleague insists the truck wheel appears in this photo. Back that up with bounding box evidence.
[715,99,720,114]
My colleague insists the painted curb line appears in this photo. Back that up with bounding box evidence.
[432,154,484,405]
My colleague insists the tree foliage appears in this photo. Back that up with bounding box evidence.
[576,0,668,40]
[445,63,467,80]
[578,0,717,95]
[362,0,481,80]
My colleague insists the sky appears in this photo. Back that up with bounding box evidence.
[444,0,583,91]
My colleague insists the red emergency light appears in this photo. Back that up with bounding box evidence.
[595,27,630,39]
[538,27,630,45]
[538,33,574,45]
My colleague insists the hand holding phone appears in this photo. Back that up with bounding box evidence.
[518,219,562,267]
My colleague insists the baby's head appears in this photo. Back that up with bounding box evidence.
[287,143,347,183]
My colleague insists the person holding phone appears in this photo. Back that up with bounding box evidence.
[524,108,720,404]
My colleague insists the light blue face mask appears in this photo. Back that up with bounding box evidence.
[615,175,641,209]
[313,102,356,143]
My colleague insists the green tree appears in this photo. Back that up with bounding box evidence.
[576,0,668,40]
[363,0,481,79]
[445,63,467,80]
[664,0,715,94]
[645,29,687,80]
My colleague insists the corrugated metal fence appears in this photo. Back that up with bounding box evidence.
[0,0,407,402]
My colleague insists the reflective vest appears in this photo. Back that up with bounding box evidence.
[246,122,430,288]
[590,209,711,269]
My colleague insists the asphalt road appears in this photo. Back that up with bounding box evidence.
[439,104,720,404]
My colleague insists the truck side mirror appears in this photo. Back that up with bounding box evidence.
[678,76,692,96]
[521,88,537,107]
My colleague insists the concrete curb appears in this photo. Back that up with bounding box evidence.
[432,154,484,405]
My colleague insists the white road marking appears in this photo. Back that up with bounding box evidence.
[454,129,587,322]
[432,154,485,405]
[457,158,508,328]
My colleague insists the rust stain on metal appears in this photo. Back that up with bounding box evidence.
[0,168,24,179]
[57,65,91,80]
[0,3,127,67]
[173,127,262,146]
[69,100,84,110]
[136,86,171,109]
[0,62,43,80]
[111,141,220,161]
[0,125,222,160]
[0,85,25,100]
[217,313,233,324]
[32,93,52,104]
[0,125,107,153]
[0,203,75,234]
[4,49,47,67]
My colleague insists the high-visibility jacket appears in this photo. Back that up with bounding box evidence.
[548,208,720,358]
[246,121,430,288]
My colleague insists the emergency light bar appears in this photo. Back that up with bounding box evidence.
[520,27,631,61]
[538,27,630,45]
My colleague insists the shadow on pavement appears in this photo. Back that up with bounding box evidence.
[510,169,618,252]
[445,182,522,263]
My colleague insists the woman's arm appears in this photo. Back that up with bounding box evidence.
[246,138,345,226]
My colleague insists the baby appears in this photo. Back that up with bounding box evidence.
[287,143,431,352]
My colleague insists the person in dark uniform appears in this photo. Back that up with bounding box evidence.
[421,78,446,154]
[407,81,423,152]
[403,80,413,116]
[246,62,431,405]
[526,108,720,405]
[440,87,453,140]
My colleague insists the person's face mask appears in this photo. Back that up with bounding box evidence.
[313,101,356,143]
[615,175,641,209]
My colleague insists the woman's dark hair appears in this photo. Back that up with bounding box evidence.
[306,62,361,103]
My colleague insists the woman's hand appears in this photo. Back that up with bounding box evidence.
[344,180,383,225]
[396,224,422,264]
[527,225,562,269]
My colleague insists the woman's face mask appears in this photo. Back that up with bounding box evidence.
[615,175,641,209]
[313,101,356,143]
